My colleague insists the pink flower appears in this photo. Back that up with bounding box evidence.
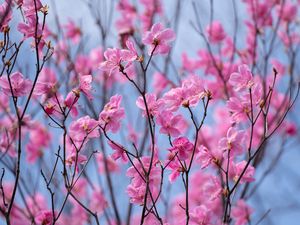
[142,23,175,55]
[190,205,211,225]
[99,94,125,133]
[231,200,253,225]
[152,72,169,95]
[69,116,99,143]
[196,145,218,169]
[89,188,108,215]
[219,127,246,155]
[136,93,163,117]
[206,21,226,43]
[108,141,128,162]
[79,75,93,100]
[162,75,205,111]
[278,1,297,22]
[181,53,201,72]
[227,97,250,123]
[34,67,57,97]
[26,123,51,163]
[166,157,184,183]
[65,153,87,167]
[230,160,255,184]
[64,89,80,109]
[63,20,82,44]
[96,153,119,173]
[126,156,161,205]
[0,72,32,97]
[169,137,194,161]
[229,64,254,91]
[35,210,55,225]
[157,110,187,137]
[0,1,12,30]
[99,47,136,76]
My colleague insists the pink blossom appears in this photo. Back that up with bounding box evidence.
[152,72,170,94]
[136,93,163,117]
[22,0,43,17]
[89,47,103,70]
[169,137,194,161]
[157,110,187,137]
[69,115,99,143]
[63,20,82,44]
[66,152,87,167]
[229,64,254,91]
[126,156,161,205]
[89,188,108,215]
[231,200,253,225]
[181,53,201,72]
[166,157,184,182]
[26,122,51,163]
[34,67,57,97]
[142,23,175,55]
[35,210,55,225]
[99,48,123,76]
[96,152,119,173]
[190,205,211,225]
[108,141,128,162]
[230,160,255,184]
[0,1,12,30]
[79,75,93,100]
[219,127,246,155]
[162,75,205,111]
[278,1,298,22]
[0,72,32,97]
[206,21,226,43]
[99,94,125,133]
[227,97,251,123]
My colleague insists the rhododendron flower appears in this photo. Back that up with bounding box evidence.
[142,23,175,55]
[162,75,205,111]
[63,20,82,44]
[136,93,163,117]
[166,157,184,182]
[278,1,297,22]
[219,127,245,155]
[89,188,108,215]
[230,160,255,183]
[190,205,211,225]
[34,67,57,97]
[69,115,99,143]
[64,89,80,109]
[79,75,93,100]
[35,210,55,225]
[26,123,51,163]
[232,200,253,225]
[206,21,226,43]
[108,141,128,162]
[0,72,32,97]
[96,152,119,173]
[99,94,125,133]
[0,1,12,30]
[169,137,194,160]
[66,152,87,167]
[100,47,136,77]
[229,64,254,91]
[227,97,251,123]
[152,72,169,94]
[181,53,201,72]
[126,157,160,205]
[157,110,187,137]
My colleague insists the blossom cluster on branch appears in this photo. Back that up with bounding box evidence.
[0,0,299,225]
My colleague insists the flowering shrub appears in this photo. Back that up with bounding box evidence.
[0,0,299,225]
